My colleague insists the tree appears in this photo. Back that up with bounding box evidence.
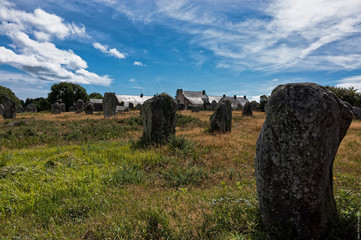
[325,86,361,108]
[258,95,269,112]
[24,97,50,112]
[48,82,88,111]
[89,92,103,99]
[0,85,22,107]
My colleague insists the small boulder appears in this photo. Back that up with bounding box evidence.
[16,106,24,113]
[51,102,61,114]
[141,93,176,144]
[209,99,232,133]
[2,96,16,119]
[103,92,118,117]
[353,106,361,120]
[25,103,37,113]
[68,106,76,112]
[60,103,66,112]
[85,102,94,114]
[75,99,84,113]
[255,83,353,239]
[242,102,252,116]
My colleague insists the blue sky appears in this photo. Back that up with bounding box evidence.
[1,0,361,101]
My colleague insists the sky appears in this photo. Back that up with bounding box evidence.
[1,0,361,101]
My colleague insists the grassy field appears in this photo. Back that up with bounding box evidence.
[0,111,359,239]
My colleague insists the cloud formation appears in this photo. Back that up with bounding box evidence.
[102,0,361,73]
[0,0,112,86]
[93,42,126,59]
[133,61,145,66]
[336,75,361,92]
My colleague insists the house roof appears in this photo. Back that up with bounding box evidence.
[182,91,208,105]
[222,96,249,109]
[208,96,223,103]
[115,95,153,107]
[90,99,103,104]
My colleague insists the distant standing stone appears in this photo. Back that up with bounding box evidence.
[2,96,16,119]
[353,106,361,120]
[75,99,84,113]
[68,106,76,112]
[242,102,252,116]
[141,93,176,144]
[135,104,142,110]
[250,101,258,111]
[103,92,118,117]
[0,104,4,115]
[192,106,200,112]
[255,83,353,239]
[51,102,61,114]
[60,103,66,112]
[16,106,24,113]
[209,99,232,133]
[25,103,37,113]
[211,100,217,110]
[128,102,134,110]
[85,102,94,114]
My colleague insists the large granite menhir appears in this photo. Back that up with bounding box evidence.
[2,96,16,119]
[51,102,61,114]
[255,83,353,239]
[242,102,253,116]
[75,99,84,113]
[209,99,232,133]
[141,93,176,144]
[103,92,118,117]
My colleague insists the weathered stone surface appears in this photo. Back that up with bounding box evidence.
[75,99,84,113]
[250,101,258,111]
[7,120,27,126]
[242,102,252,116]
[141,93,176,144]
[68,106,76,112]
[51,102,61,114]
[192,106,200,112]
[2,96,16,119]
[16,106,24,113]
[60,103,66,112]
[255,83,353,239]
[0,104,4,115]
[353,106,361,120]
[85,102,94,114]
[211,100,217,110]
[25,103,37,113]
[103,92,118,117]
[128,102,134,110]
[209,99,232,133]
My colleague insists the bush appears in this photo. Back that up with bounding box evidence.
[326,86,361,107]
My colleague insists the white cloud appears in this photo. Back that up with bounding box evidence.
[129,78,136,82]
[108,0,361,72]
[336,75,361,92]
[0,1,111,86]
[133,61,145,66]
[93,42,126,59]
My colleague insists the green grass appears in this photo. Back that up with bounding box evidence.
[0,114,359,239]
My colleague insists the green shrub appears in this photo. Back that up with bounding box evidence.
[168,135,194,154]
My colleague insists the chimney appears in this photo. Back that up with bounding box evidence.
[202,90,206,95]
[223,94,226,97]
[140,93,144,98]
[243,95,246,99]
[234,95,237,100]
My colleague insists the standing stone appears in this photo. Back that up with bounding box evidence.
[25,103,37,113]
[242,102,253,116]
[75,99,84,113]
[192,106,200,112]
[2,96,16,119]
[16,106,24,113]
[236,103,243,111]
[60,103,66,112]
[211,100,217,110]
[209,99,232,133]
[85,102,94,114]
[68,106,76,112]
[353,106,361,120]
[135,104,142,110]
[255,83,353,239]
[0,104,4,115]
[250,101,258,111]
[128,102,134,110]
[141,93,176,144]
[103,92,118,117]
[51,102,61,114]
